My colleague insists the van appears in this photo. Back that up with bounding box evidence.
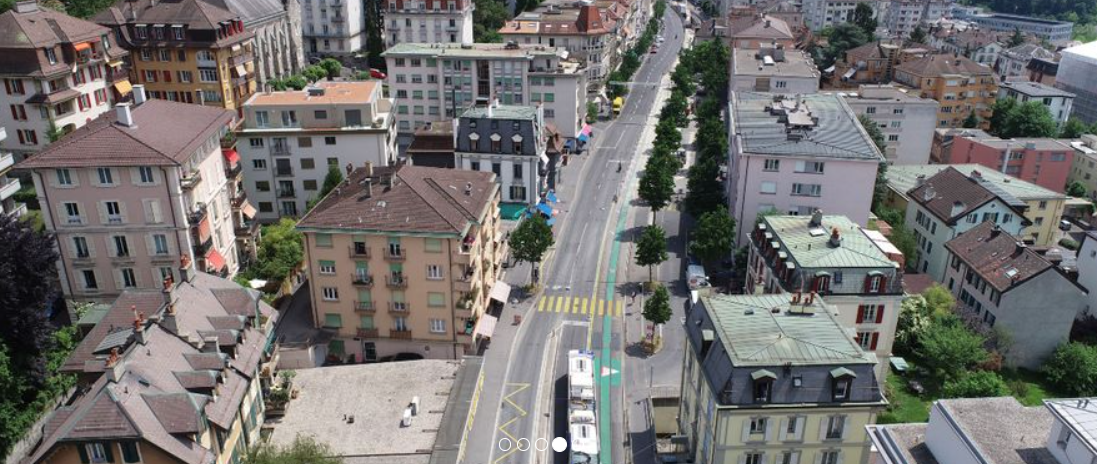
[686,265,710,290]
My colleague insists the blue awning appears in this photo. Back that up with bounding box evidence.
[546,191,558,203]
[536,202,553,217]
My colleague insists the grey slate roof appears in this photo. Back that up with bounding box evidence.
[999,80,1076,98]
[455,105,541,156]
[730,92,884,162]
[1045,398,1097,453]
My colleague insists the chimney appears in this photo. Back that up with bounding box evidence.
[764,19,771,27]
[464,181,473,196]
[364,161,374,177]
[14,0,39,13]
[828,227,842,247]
[161,301,179,334]
[923,185,936,201]
[105,348,125,383]
[915,174,926,187]
[809,209,823,227]
[486,104,493,118]
[133,307,149,345]
[132,84,147,105]
[179,254,194,283]
[115,103,136,128]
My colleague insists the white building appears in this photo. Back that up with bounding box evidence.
[1057,41,1097,124]
[237,81,396,220]
[881,0,951,38]
[384,0,475,47]
[998,81,1075,128]
[730,47,820,94]
[995,43,1054,81]
[382,42,587,140]
[841,85,939,165]
[968,13,1074,46]
[217,0,305,83]
[454,104,548,205]
[801,0,874,31]
[301,0,364,56]
[0,127,25,217]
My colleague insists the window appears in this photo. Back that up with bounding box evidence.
[84,443,110,463]
[325,136,337,145]
[749,417,767,434]
[56,169,73,186]
[81,270,98,290]
[73,237,90,258]
[64,202,82,223]
[427,265,443,279]
[813,274,831,293]
[121,268,138,288]
[745,453,763,464]
[199,68,218,82]
[794,161,824,174]
[323,313,343,327]
[9,104,26,121]
[425,292,446,307]
[97,167,115,185]
[388,237,402,257]
[779,451,799,464]
[121,441,140,463]
[865,106,876,114]
[753,379,772,403]
[45,47,57,64]
[281,110,298,127]
[177,70,193,83]
[137,166,155,184]
[763,159,779,171]
[159,49,171,61]
[825,415,846,439]
[394,316,409,331]
[322,287,339,301]
[303,180,318,190]
[253,159,268,171]
[858,304,882,323]
[153,234,169,255]
[832,377,851,401]
[314,110,328,119]
[760,181,777,194]
[4,78,25,95]
[300,158,315,169]
[113,235,130,257]
[888,134,899,142]
[791,183,821,197]
[105,201,123,223]
[315,233,333,248]
[255,181,270,192]
[319,260,336,274]
[821,451,840,464]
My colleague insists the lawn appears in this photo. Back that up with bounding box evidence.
[876,365,1060,424]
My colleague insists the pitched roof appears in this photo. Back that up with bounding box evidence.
[887,164,1065,201]
[763,215,897,269]
[94,0,238,30]
[298,164,498,235]
[907,167,1027,225]
[18,99,234,169]
[731,92,883,161]
[0,4,108,49]
[895,53,995,77]
[728,15,793,39]
[944,221,1053,291]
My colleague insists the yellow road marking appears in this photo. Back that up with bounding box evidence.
[538,297,547,312]
[562,296,572,315]
[616,300,624,316]
[598,299,605,316]
[554,296,564,313]
[581,298,589,315]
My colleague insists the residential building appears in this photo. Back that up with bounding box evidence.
[1076,231,1097,325]
[745,213,905,379]
[1056,41,1097,124]
[933,28,1004,66]
[730,47,819,94]
[18,88,243,302]
[929,127,991,163]
[724,14,796,49]
[998,81,1075,129]
[830,41,931,88]
[840,84,939,165]
[0,1,131,160]
[727,93,883,245]
[995,43,1054,81]
[1068,135,1097,199]
[886,164,1068,246]
[678,293,886,464]
[381,42,587,140]
[94,0,257,111]
[903,167,1030,280]
[300,0,363,55]
[893,54,998,129]
[968,13,1074,46]
[406,120,455,168]
[867,397,1097,464]
[236,81,396,220]
[800,0,875,31]
[209,0,304,83]
[455,104,547,206]
[944,221,1087,368]
[948,135,1076,193]
[881,0,951,38]
[1028,56,1060,86]
[296,163,505,361]
[0,128,26,217]
[385,0,474,48]
[26,267,279,464]
[498,4,613,89]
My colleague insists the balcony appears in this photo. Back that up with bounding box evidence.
[356,328,379,338]
[112,251,136,262]
[388,302,409,314]
[235,218,259,237]
[332,16,346,22]
[352,273,374,287]
[0,177,20,201]
[390,329,412,339]
[7,203,27,218]
[386,275,408,289]
[384,249,406,261]
[348,245,371,259]
[194,237,213,256]
[232,75,254,87]
[226,162,243,179]
[188,203,208,225]
[230,53,254,66]
[276,188,296,198]
[275,165,294,177]
[354,300,376,312]
[0,152,14,173]
[231,190,248,208]
[270,144,292,156]
[180,170,202,190]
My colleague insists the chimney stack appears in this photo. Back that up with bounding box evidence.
[106,348,125,383]
[364,161,374,177]
[915,174,926,187]
[133,307,149,345]
[809,209,823,227]
[133,84,147,105]
[828,227,842,247]
[179,254,194,283]
[115,103,136,128]
[14,1,39,13]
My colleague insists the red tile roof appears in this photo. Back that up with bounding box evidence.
[895,53,995,78]
[907,167,1026,225]
[944,221,1052,292]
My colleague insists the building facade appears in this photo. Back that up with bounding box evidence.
[213,0,305,83]
[300,0,364,56]
[831,42,931,88]
[948,135,1076,193]
[94,0,258,111]
[893,54,998,130]
[678,293,886,464]
[968,13,1073,45]
[236,81,397,220]
[385,0,475,48]
[19,89,242,302]
[800,0,874,31]
[841,85,939,165]
[454,104,547,206]
[727,93,883,245]
[998,81,1075,128]
[995,43,1054,82]
[0,1,131,160]
[381,42,587,139]
[297,164,506,361]
[1056,41,1097,124]
[0,128,26,217]
[881,0,950,38]
[498,4,613,89]
[730,47,820,94]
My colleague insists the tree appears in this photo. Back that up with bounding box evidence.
[638,156,675,216]
[307,165,347,211]
[689,209,735,267]
[363,0,386,69]
[303,65,328,83]
[1061,118,1093,138]
[285,75,308,90]
[636,225,669,284]
[922,284,955,317]
[895,295,932,354]
[1008,101,1060,138]
[684,158,725,217]
[1067,181,1088,198]
[872,160,888,213]
[909,25,927,44]
[319,58,342,79]
[642,285,673,340]
[988,97,1017,136]
[962,110,980,128]
[473,0,507,42]
[858,114,886,153]
[587,102,599,123]
[886,225,918,271]
[1009,28,1025,47]
[1043,342,1097,396]
[244,218,304,282]
[509,215,554,284]
[942,370,1010,398]
[244,435,341,464]
[0,214,59,391]
[850,2,877,36]
[820,23,870,69]
[915,315,989,382]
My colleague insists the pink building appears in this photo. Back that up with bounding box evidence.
[19,86,245,302]
[949,135,1075,193]
[728,92,884,245]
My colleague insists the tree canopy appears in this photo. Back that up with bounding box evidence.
[509,215,554,283]
[850,2,877,36]
[642,285,673,327]
[915,315,989,382]
[990,98,1059,138]
[638,154,676,214]
[243,218,304,282]
[909,25,927,44]
[0,213,59,389]
[636,225,668,284]
[817,23,870,69]
[473,0,507,42]
[689,209,735,266]
[244,435,341,464]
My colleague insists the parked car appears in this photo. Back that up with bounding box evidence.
[686,265,710,290]
[369,68,387,79]
[1060,219,1073,231]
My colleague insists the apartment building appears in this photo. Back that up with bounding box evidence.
[933,29,1003,66]
[1028,56,1060,86]
[1056,41,1097,124]
[382,42,587,139]
[0,1,131,160]
[19,88,241,302]
[800,0,874,31]
[678,293,886,464]
[868,397,1097,464]
[498,4,613,88]
[0,128,25,217]
[944,221,1086,368]
[968,13,1074,46]
[406,120,455,168]
[886,164,1068,246]
[730,47,820,94]
[237,81,397,220]
[995,43,1054,81]
[27,268,278,464]
[722,14,796,49]
[998,81,1075,128]
[297,164,505,361]
[840,84,939,165]
[831,41,931,88]
[212,0,304,83]
[949,135,1075,193]
[727,93,883,245]
[385,0,474,48]
[903,167,1030,280]
[745,213,904,379]
[1068,135,1097,199]
[893,54,998,129]
[929,127,991,163]
[881,0,950,38]
[1074,231,1097,327]
[300,0,364,56]
[455,104,547,205]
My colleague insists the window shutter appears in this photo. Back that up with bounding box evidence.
[113,269,123,290]
[163,70,171,82]
[98,201,108,225]
[863,275,872,293]
[142,199,153,223]
[119,201,128,223]
[9,105,16,119]
[876,306,885,324]
[840,415,849,439]
[835,451,844,464]
[878,276,887,293]
[795,415,805,439]
[818,417,828,441]
[3,79,10,94]
[778,418,788,441]
[855,305,865,323]
[870,332,879,350]
[102,443,114,463]
[764,418,774,442]
[77,445,89,464]
[86,237,96,257]
[130,168,141,185]
[741,420,751,442]
[145,234,155,255]
[16,130,24,144]
[151,201,162,223]
[737,456,747,464]
[792,451,801,464]
[813,453,823,464]
[29,130,37,144]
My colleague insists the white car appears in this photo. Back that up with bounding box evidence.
[657,36,665,43]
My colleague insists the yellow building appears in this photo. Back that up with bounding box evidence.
[94,0,256,112]
[297,164,506,362]
[894,54,998,130]
[884,164,1068,246]
[678,294,886,464]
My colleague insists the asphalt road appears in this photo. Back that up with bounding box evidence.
[469,9,687,464]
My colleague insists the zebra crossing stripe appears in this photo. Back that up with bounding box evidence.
[538,297,547,312]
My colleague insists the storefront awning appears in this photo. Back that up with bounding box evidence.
[473,314,498,339]
[108,60,124,68]
[489,281,512,304]
[205,248,226,272]
[581,124,593,136]
[198,216,212,243]
[536,202,553,217]
[113,80,133,96]
[241,201,257,219]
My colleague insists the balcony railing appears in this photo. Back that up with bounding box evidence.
[390,329,412,339]
[0,152,14,173]
[354,300,376,312]
[357,328,379,338]
[386,275,408,288]
[180,170,202,190]
[384,249,406,261]
[230,53,254,66]
[0,177,21,201]
[349,245,371,258]
[352,274,374,287]
[235,218,259,237]
[7,203,27,218]
[231,190,248,208]
[388,302,409,314]
[332,16,346,22]
[194,237,213,256]
[270,144,292,156]
[276,188,296,198]
[275,166,294,177]
[225,162,243,178]
[188,203,208,225]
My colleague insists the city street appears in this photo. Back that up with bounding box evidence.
[462,8,688,464]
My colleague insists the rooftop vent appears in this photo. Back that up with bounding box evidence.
[307,86,325,97]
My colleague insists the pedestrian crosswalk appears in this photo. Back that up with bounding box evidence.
[536,295,625,317]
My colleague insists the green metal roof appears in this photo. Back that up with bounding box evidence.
[886,164,1064,201]
[461,105,538,121]
[702,293,876,367]
[763,215,896,269]
[77,304,112,326]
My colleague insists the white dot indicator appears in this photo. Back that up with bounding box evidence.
[552,437,568,453]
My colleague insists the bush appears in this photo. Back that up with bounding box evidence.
[1059,238,1080,250]
[915,314,989,383]
[1008,379,1029,398]
[1043,342,1097,396]
[942,370,1009,398]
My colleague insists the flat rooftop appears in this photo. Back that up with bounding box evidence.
[461,105,538,120]
[267,360,478,464]
[246,81,380,106]
[1000,80,1076,98]
[733,48,819,78]
[837,85,940,106]
[731,92,883,161]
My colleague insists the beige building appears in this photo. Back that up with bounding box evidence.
[19,87,246,302]
[297,163,505,362]
[237,81,396,220]
[499,4,614,89]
